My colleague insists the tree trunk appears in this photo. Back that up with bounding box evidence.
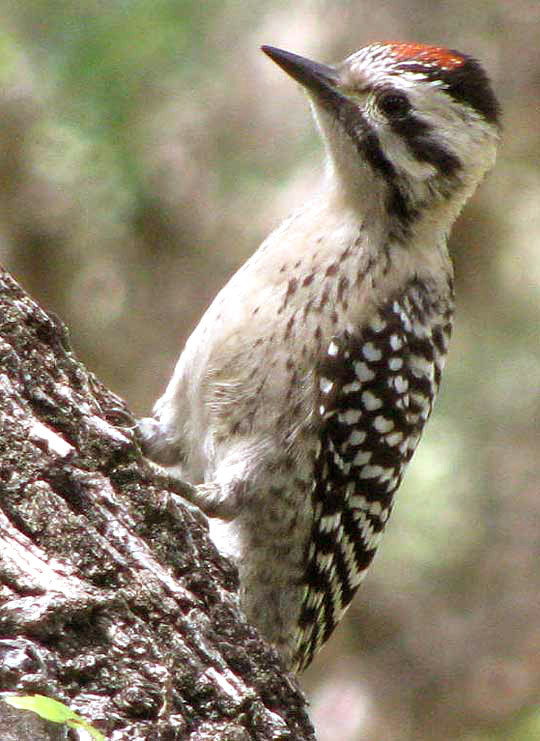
[0,265,315,741]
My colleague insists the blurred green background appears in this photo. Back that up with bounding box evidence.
[1,1,539,739]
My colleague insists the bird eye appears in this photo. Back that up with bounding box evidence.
[377,90,411,118]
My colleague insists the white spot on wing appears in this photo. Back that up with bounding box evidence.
[319,513,341,533]
[385,430,404,446]
[349,494,369,509]
[369,501,382,516]
[390,334,404,351]
[369,315,387,333]
[354,361,375,382]
[320,377,334,394]
[394,376,408,394]
[338,409,362,425]
[360,464,384,479]
[361,390,383,410]
[373,415,394,433]
[410,354,434,377]
[328,340,339,357]
[348,429,366,445]
[362,342,382,362]
[353,450,372,466]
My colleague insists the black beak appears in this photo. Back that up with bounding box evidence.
[261,46,340,99]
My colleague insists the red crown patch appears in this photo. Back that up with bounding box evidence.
[382,42,466,70]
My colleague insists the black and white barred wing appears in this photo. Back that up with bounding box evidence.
[293,282,452,671]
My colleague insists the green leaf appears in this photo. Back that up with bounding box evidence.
[3,694,106,740]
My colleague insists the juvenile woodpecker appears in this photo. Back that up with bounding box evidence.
[139,42,500,672]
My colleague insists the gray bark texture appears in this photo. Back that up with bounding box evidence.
[0,265,315,741]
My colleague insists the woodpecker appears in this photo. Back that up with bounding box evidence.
[139,42,500,672]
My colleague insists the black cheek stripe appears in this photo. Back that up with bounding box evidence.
[390,114,462,178]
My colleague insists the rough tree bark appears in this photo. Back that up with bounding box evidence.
[0,265,315,741]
